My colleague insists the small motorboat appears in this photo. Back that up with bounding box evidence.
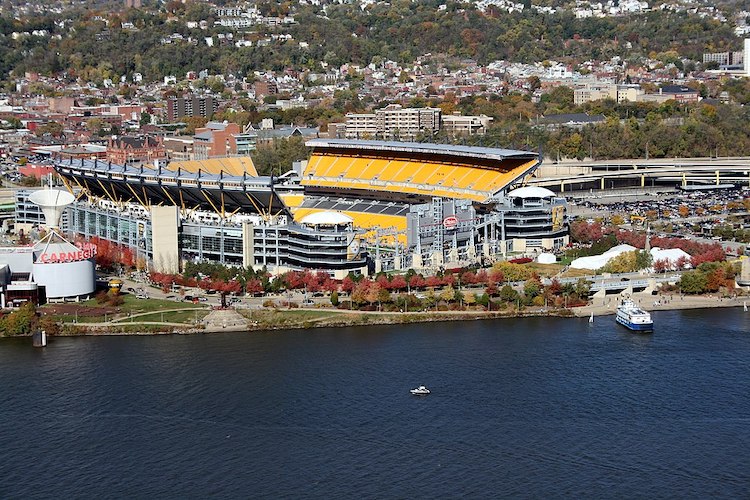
[410,385,430,395]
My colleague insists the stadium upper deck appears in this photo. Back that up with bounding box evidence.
[169,157,257,177]
[302,139,540,204]
[53,158,288,217]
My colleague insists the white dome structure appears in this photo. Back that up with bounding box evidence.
[300,211,353,226]
[507,186,557,199]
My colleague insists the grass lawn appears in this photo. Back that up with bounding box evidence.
[558,268,595,278]
[42,295,207,324]
[523,262,565,277]
[116,309,210,324]
[240,308,355,328]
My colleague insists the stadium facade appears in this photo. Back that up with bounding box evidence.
[18,140,569,277]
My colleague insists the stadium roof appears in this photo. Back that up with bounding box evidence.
[302,139,540,204]
[53,158,287,216]
[306,139,538,162]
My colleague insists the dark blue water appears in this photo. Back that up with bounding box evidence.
[2,309,750,498]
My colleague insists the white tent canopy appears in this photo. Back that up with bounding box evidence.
[570,244,637,270]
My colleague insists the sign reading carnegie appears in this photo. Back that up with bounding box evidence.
[38,243,97,264]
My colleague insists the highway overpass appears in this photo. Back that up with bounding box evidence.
[529,157,750,193]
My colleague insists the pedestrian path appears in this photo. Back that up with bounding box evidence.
[202,309,248,332]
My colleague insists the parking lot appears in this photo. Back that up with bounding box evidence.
[573,187,750,243]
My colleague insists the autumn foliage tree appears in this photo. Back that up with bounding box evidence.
[570,221,603,243]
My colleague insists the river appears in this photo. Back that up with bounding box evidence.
[1,309,749,498]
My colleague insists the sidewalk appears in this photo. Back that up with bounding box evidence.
[572,293,748,317]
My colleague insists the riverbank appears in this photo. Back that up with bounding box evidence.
[47,307,576,336]
[571,293,749,317]
[42,293,749,336]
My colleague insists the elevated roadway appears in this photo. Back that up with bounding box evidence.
[529,157,750,193]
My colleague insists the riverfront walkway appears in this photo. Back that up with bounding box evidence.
[572,292,748,317]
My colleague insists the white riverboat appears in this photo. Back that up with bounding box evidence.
[410,385,431,395]
[616,299,653,332]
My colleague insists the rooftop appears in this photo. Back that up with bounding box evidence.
[306,139,537,161]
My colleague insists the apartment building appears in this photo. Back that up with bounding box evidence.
[574,83,642,105]
[165,94,216,122]
[345,105,441,140]
[441,113,493,136]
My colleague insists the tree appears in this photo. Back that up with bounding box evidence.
[341,276,356,295]
[523,278,541,298]
[575,279,590,298]
[409,274,425,291]
[377,286,391,307]
[366,282,382,309]
[330,290,339,307]
[283,271,305,290]
[0,302,37,336]
[390,275,407,291]
[246,279,264,295]
[494,262,531,282]
[461,271,477,286]
[499,284,519,303]
[705,267,728,292]
[35,121,64,137]
[322,279,339,294]
[425,275,443,288]
[653,258,670,273]
[440,285,455,303]
[570,220,604,243]
[351,280,369,306]
[679,271,707,294]
[183,116,208,134]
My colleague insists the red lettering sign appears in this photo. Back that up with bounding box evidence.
[38,247,96,263]
[443,216,458,230]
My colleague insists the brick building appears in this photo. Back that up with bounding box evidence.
[193,122,241,159]
[107,136,167,165]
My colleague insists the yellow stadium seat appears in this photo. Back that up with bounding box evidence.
[388,161,413,182]
[352,158,381,179]
[465,170,495,190]
[352,159,375,179]
[279,194,305,208]
[291,208,408,244]
[170,157,258,177]
[409,163,438,184]
[317,156,341,177]
[303,155,324,176]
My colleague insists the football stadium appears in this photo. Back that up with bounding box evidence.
[14,140,569,277]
